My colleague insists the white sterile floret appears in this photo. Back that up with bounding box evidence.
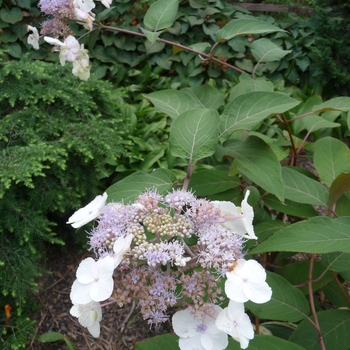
[67,192,107,228]
[215,300,254,349]
[212,190,257,240]
[172,305,228,350]
[44,35,80,66]
[113,234,134,268]
[225,259,272,304]
[70,301,102,337]
[72,44,91,81]
[100,0,112,8]
[70,256,114,304]
[27,25,40,50]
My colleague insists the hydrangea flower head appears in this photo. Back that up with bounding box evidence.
[225,259,272,304]
[172,305,228,350]
[67,192,107,228]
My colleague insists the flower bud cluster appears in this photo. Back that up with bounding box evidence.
[67,189,272,350]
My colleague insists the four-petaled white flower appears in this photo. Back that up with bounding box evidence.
[212,190,257,240]
[72,44,91,81]
[215,300,254,349]
[70,301,102,337]
[225,259,272,304]
[67,192,107,228]
[70,256,115,304]
[113,234,134,268]
[27,25,40,50]
[172,305,228,350]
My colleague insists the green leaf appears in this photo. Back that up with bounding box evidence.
[290,309,350,350]
[302,115,340,133]
[0,8,23,23]
[143,0,178,31]
[322,280,350,308]
[96,6,117,21]
[262,194,318,218]
[314,137,350,187]
[250,216,350,254]
[313,97,350,113]
[181,85,225,110]
[188,169,240,196]
[140,27,162,44]
[246,272,310,322]
[227,334,305,350]
[282,167,328,206]
[144,40,165,54]
[189,42,211,53]
[321,252,350,272]
[229,74,274,100]
[106,169,176,204]
[216,137,284,201]
[39,332,64,342]
[169,109,219,162]
[63,336,76,350]
[329,173,350,210]
[251,38,291,62]
[219,92,300,141]
[216,18,285,42]
[135,333,179,350]
[8,42,22,58]
[16,0,31,9]
[144,90,200,119]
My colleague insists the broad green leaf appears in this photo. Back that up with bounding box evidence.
[255,221,290,242]
[282,166,329,206]
[216,137,284,201]
[144,90,200,119]
[227,334,304,350]
[8,42,22,58]
[262,194,318,218]
[135,333,179,350]
[140,27,162,43]
[229,74,274,100]
[16,0,31,9]
[322,280,350,308]
[314,137,350,187]
[290,309,350,350]
[246,272,310,322]
[188,169,240,196]
[303,115,340,133]
[39,332,64,342]
[0,8,23,23]
[321,252,350,272]
[216,18,285,42]
[219,92,300,141]
[250,216,350,254]
[313,96,350,113]
[144,40,165,54]
[251,38,291,62]
[143,0,178,31]
[96,6,116,21]
[189,42,211,53]
[63,336,76,350]
[169,109,219,162]
[106,169,176,204]
[181,85,224,110]
[329,173,350,210]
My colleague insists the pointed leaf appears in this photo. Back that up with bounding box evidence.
[181,85,224,110]
[314,137,350,187]
[303,115,340,133]
[321,252,350,272]
[144,0,178,31]
[140,28,162,43]
[329,173,350,210]
[251,38,291,62]
[290,310,350,350]
[188,169,240,196]
[39,332,64,342]
[216,18,285,42]
[282,167,329,206]
[219,92,300,141]
[169,109,219,162]
[106,169,176,204]
[313,97,350,113]
[251,216,350,254]
[216,137,284,201]
[246,272,310,322]
[144,90,200,119]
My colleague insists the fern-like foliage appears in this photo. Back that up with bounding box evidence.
[0,56,128,348]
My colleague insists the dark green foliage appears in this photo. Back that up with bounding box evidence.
[0,57,127,348]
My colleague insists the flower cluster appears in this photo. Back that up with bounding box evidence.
[67,189,272,348]
[26,0,110,80]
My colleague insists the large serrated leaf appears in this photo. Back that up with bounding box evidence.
[321,252,350,272]
[282,166,329,206]
[313,96,350,113]
[143,0,178,31]
[106,169,176,204]
[251,38,291,62]
[169,109,219,162]
[216,18,285,42]
[144,90,200,119]
[246,272,310,322]
[290,309,350,350]
[251,216,350,254]
[219,91,300,141]
[216,137,284,201]
[329,173,350,210]
[181,85,224,110]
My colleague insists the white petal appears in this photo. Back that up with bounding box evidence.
[179,334,205,350]
[244,281,272,304]
[241,260,266,284]
[70,280,93,304]
[70,304,80,317]
[44,37,64,46]
[88,321,100,338]
[172,308,197,338]
[225,275,248,303]
[76,257,97,284]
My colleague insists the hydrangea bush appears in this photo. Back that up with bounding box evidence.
[26,0,350,349]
